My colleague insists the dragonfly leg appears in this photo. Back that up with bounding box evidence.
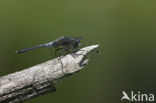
[55,48,66,74]
[55,48,63,57]
[71,48,85,58]
[63,48,76,58]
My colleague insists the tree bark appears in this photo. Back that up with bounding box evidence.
[0,45,99,103]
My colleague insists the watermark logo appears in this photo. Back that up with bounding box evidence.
[121,91,155,102]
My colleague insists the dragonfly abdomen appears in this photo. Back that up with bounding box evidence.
[16,44,45,54]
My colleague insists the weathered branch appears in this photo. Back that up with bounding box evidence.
[0,45,99,103]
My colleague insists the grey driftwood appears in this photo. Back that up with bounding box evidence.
[0,45,99,103]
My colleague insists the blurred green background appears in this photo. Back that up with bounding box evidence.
[0,0,156,103]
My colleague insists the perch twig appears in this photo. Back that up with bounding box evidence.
[0,44,99,103]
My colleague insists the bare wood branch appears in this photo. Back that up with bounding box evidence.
[0,45,99,103]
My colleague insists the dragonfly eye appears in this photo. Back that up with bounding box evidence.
[74,39,80,47]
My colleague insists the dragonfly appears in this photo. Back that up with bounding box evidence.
[16,36,82,57]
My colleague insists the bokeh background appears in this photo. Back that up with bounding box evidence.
[0,0,156,103]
